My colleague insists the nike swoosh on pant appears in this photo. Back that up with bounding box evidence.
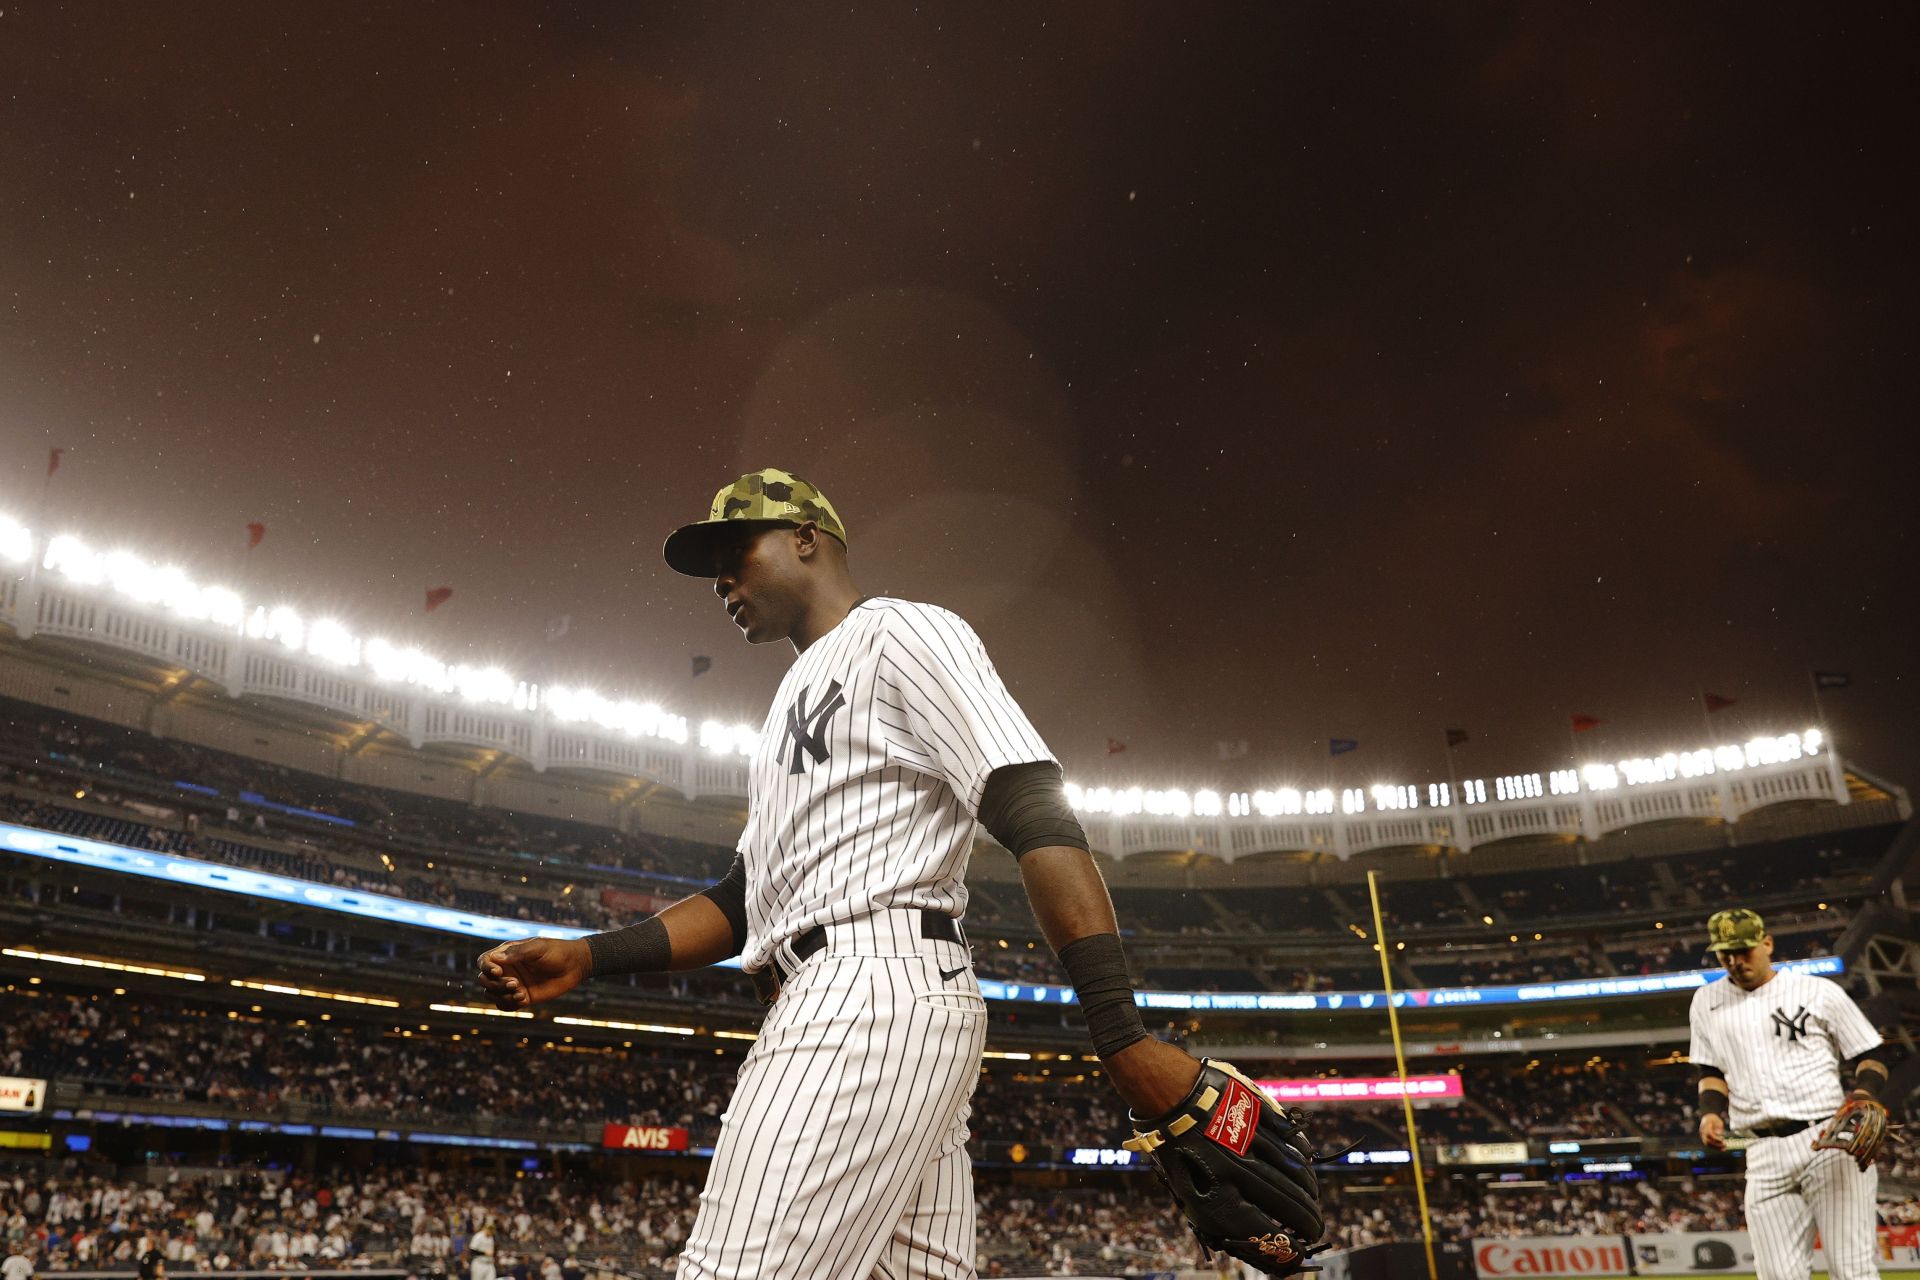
[939,966,967,981]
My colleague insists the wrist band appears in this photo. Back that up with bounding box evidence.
[1058,932,1150,1060]
[585,915,671,978]
[1698,1090,1729,1119]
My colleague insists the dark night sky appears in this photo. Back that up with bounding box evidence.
[4,4,1915,795]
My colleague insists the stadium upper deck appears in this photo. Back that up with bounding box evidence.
[1,511,1907,866]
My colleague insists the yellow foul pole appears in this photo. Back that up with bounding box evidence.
[1366,869,1438,1280]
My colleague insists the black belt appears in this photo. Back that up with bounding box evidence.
[751,910,963,1004]
[1750,1119,1811,1139]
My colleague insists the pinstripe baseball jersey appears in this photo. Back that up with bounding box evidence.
[1687,969,1881,1129]
[735,597,1056,975]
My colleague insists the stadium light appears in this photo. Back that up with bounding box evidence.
[43,534,106,585]
[305,619,361,667]
[553,1015,695,1036]
[0,513,30,564]
[229,978,399,1007]
[3,946,206,982]
[20,512,1847,812]
[428,1002,533,1020]
[700,720,760,758]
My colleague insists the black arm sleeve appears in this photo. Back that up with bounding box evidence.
[978,761,1089,858]
[700,854,750,954]
[1844,1047,1892,1098]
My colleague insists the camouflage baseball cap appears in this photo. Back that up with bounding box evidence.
[662,467,848,577]
[1705,908,1767,952]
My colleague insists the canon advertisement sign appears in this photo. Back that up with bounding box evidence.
[1473,1235,1631,1277]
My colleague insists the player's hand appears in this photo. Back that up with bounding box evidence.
[476,937,592,1010]
[1104,1037,1206,1117]
[1699,1113,1727,1150]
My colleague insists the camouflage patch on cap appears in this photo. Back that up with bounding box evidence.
[1705,908,1766,952]
[706,468,846,541]
[662,468,847,576]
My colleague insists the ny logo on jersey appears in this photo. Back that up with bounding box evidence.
[1771,1004,1810,1042]
[780,680,846,775]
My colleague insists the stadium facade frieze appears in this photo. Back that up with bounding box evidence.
[0,522,1886,861]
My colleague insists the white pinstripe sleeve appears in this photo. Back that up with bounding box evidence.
[1688,988,1721,1071]
[875,603,1056,816]
[1819,980,1883,1060]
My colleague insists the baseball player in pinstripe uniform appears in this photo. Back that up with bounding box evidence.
[1689,908,1891,1280]
[477,469,1226,1278]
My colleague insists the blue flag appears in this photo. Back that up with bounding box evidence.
[1330,738,1359,756]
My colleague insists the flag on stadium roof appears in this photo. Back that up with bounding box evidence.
[1329,737,1359,756]
[1702,692,1737,712]
[245,521,266,550]
[424,586,454,612]
[690,655,712,678]
[1814,670,1851,690]
[1215,738,1249,760]
[1106,738,1127,755]
[1444,728,1469,748]
[47,447,64,477]
[1570,713,1604,733]
[544,614,572,641]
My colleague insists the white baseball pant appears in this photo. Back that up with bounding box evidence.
[677,913,987,1279]
[1744,1129,1879,1280]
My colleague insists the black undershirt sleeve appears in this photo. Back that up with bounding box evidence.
[700,854,750,954]
[978,760,1089,857]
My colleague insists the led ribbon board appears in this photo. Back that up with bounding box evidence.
[2,821,1843,1004]
[0,821,594,947]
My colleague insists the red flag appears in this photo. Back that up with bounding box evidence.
[1702,693,1737,713]
[245,522,266,550]
[47,447,64,477]
[1106,738,1127,755]
[424,586,454,612]
[1570,713,1604,733]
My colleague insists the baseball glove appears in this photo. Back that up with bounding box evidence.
[1122,1059,1327,1276]
[1812,1092,1891,1172]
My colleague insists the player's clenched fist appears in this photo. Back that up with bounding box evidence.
[1699,1112,1726,1150]
[476,937,592,1010]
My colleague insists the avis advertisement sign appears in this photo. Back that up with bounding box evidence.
[1473,1235,1630,1277]
[601,1124,689,1152]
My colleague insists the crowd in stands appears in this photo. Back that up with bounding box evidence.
[0,1165,701,1278]
[13,1159,1913,1278]
[2,986,1783,1152]
[1324,1181,1750,1249]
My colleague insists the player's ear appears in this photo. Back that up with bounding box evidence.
[792,520,820,560]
